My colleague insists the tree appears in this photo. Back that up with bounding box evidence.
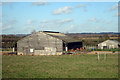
[99,36,104,42]
[103,34,110,40]
[98,34,110,42]
[31,29,36,34]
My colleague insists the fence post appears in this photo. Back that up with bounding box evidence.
[98,53,100,60]
[104,53,106,60]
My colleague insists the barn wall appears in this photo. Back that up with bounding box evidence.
[17,32,63,55]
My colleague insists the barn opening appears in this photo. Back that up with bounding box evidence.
[118,44,120,48]
[63,42,82,51]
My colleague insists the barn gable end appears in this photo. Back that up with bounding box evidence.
[98,40,120,49]
[17,31,63,55]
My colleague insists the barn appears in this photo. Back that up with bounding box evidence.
[98,40,120,49]
[17,31,82,55]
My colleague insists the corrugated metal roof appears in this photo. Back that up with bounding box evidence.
[42,31,82,43]
[108,40,120,45]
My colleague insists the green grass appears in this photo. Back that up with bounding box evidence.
[88,48,120,52]
[2,54,118,78]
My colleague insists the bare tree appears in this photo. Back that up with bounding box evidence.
[31,29,36,34]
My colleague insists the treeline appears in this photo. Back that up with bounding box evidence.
[2,35,24,48]
[1,33,119,48]
[72,34,119,46]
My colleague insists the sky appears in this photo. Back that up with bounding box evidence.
[1,2,119,34]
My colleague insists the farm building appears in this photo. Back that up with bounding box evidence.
[98,40,120,49]
[17,31,82,55]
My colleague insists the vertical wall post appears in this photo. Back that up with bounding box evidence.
[65,47,68,51]
[65,43,68,52]
[13,47,15,52]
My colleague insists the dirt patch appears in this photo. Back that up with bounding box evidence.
[1,51,13,55]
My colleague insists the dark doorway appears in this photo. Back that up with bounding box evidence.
[63,42,66,51]
[14,43,17,51]
[67,42,82,50]
[103,46,107,49]
[118,45,120,48]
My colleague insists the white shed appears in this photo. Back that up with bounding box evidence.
[98,40,120,49]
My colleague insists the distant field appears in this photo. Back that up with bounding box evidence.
[2,54,118,78]
[79,37,118,40]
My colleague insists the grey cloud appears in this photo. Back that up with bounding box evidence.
[55,18,73,24]
[1,2,13,6]
[110,4,119,11]
[27,19,34,25]
[2,19,18,31]
[88,17,107,24]
[76,4,87,12]
[39,18,73,31]
[2,25,13,31]
[89,18,96,21]
[0,2,2,6]
[32,2,48,6]
[114,12,120,17]
[106,20,113,24]
[53,6,73,15]
[76,4,87,7]
[26,19,37,25]
[63,25,75,33]
[40,20,50,23]
[53,4,88,15]
[40,18,73,24]
[23,19,38,33]
[7,19,18,24]
[89,17,114,25]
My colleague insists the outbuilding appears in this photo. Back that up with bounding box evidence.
[17,31,82,55]
[98,40,120,49]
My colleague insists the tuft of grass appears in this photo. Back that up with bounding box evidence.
[2,54,118,78]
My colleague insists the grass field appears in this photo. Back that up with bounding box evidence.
[2,54,118,78]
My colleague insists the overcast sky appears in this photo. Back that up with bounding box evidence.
[2,2,119,34]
